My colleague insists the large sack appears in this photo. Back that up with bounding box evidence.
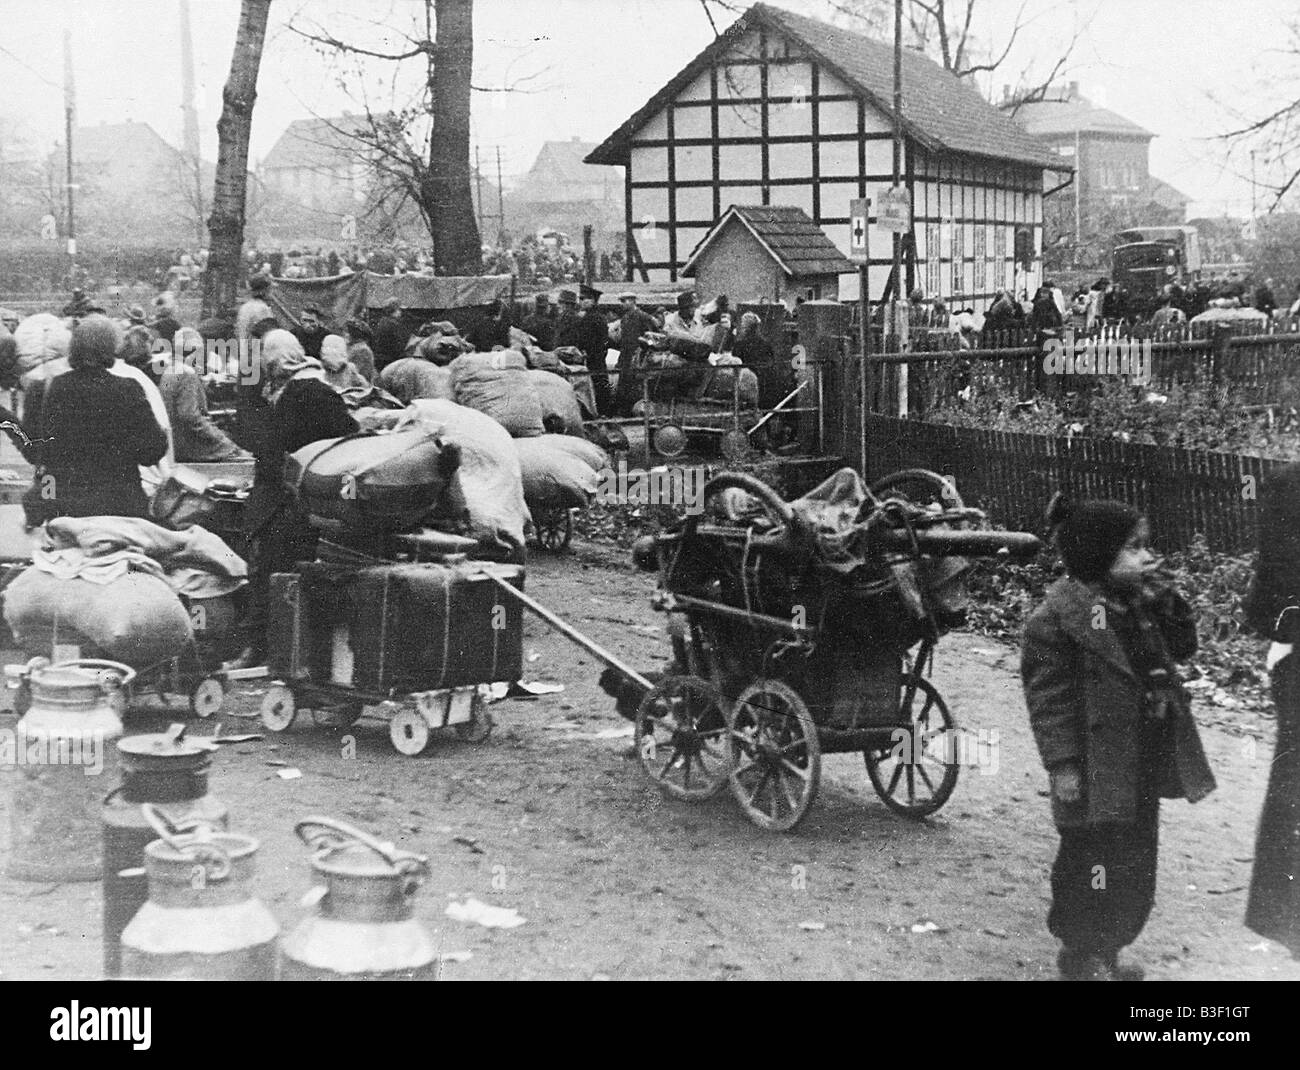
[286,427,460,530]
[526,370,584,435]
[13,313,71,379]
[398,399,529,562]
[3,566,193,668]
[514,438,600,511]
[448,351,545,438]
[530,433,608,473]
[700,366,760,408]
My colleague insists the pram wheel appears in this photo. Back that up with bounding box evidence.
[389,707,431,756]
[725,679,819,832]
[864,678,959,818]
[188,676,225,719]
[634,675,729,801]
[260,684,298,733]
[535,506,573,551]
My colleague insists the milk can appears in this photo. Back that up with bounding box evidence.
[102,727,229,979]
[119,804,279,981]
[5,658,133,882]
[281,816,439,980]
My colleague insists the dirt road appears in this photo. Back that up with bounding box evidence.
[2,539,1296,981]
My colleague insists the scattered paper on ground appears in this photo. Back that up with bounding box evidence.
[277,768,303,780]
[798,921,826,931]
[445,898,527,929]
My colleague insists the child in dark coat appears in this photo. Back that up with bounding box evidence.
[1021,498,1216,981]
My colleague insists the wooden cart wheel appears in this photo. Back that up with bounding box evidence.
[535,506,573,551]
[653,423,687,457]
[390,707,431,756]
[864,677,960,818]
[726,679,820,832]
[869,469,965,512]
[259,684,297,733]
[311,703,364,729]
[634,675,729,801]
[188,676,225,719]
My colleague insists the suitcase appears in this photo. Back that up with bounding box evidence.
[280,561,524,694]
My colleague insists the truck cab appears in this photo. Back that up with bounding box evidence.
[1112,226,1201,317]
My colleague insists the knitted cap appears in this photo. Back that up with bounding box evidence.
[1050,497,1141,584]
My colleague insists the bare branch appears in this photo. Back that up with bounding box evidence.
[287,24,427,62]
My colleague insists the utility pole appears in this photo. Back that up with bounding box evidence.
[179,0,205,246]
[63,29,76,287]
[474,143,485,236]
[495,145,506,245]
[1250,150,1257,220]
[890,0,902,311]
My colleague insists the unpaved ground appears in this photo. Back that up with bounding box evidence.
[1,539,1297,981]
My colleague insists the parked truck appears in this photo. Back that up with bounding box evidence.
[1112,226,1202,317]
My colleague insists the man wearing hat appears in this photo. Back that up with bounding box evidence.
[372,297,409,372]
[520,293,557,351]
[612,291,661,415]
[567,284,612,415]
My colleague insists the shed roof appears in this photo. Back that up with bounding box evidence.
[587,3,1061,170]
[682,205,855,277]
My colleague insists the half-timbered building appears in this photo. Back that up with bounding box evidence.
[586,3,1065,306]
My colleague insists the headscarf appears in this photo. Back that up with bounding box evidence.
[261,328,323,403]
[320,334,349,372]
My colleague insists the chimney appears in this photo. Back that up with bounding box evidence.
[1002,84,1011,104]
[1068,81,1079,101]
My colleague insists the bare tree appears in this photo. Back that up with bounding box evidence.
[1218,19,1300,212]
[202,0,272,322]
[290,0,490,275]
[818,0,1084,113]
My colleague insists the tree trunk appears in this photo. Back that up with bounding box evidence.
[202,0,272,321]
[428,0,481,275]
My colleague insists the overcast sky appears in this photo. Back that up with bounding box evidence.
[0,0,1294,217]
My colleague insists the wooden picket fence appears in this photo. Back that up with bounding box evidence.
[864,415,1281,554]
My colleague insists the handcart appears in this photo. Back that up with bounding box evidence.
[625,469,1041,831]
[256,529,512,755]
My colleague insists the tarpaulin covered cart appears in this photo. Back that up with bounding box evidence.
[624,469,1042,831]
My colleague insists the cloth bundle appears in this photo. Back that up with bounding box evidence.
[448,350,546,437]
[513,434,608,512]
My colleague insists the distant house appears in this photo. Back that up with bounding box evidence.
[587,2,1060,305]
[54,121,212,247]
[1008,83,1190,219]
[682,204,854,306]
[506,138,623,246]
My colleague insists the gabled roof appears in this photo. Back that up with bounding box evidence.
[262,116,375,172]
[514,139,620,204]
[73,121,185,166]
[1148,175,1191,211]
[529,139,605,183]
[587,2,1060,170]
[1011,95,1152,139]
[682,205,855,277]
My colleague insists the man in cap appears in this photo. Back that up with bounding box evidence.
[571,284,613,415]
[520,293,557,351]
[292,305,330,360]
[554,288,582,349]
[612,290,661,415]
[663,290,720,360]
[372,297,409,372]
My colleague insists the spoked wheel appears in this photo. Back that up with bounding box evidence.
[634,675,730,801]
[869,468,964,512]
[259,684,297,733]
[726,679,820,832]
[534,506,573,551]
[311,703,364,729]
[864,677,960,818]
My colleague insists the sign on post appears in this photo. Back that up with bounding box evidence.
[878,186,911,233]
[849,197,870,265]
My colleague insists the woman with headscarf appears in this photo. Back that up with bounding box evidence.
[344,318,377,383]
[234,329,358,666]
[319,333,368,393]
[34,315,169,519]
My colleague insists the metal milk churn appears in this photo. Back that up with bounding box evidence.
[102,726,229,979]
[5,658,133,882]
[281,816,439,980]
[119,804,279,981]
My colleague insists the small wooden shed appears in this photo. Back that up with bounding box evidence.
[681,205,854,308]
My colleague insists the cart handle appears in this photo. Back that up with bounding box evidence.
[702,472,796,531]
